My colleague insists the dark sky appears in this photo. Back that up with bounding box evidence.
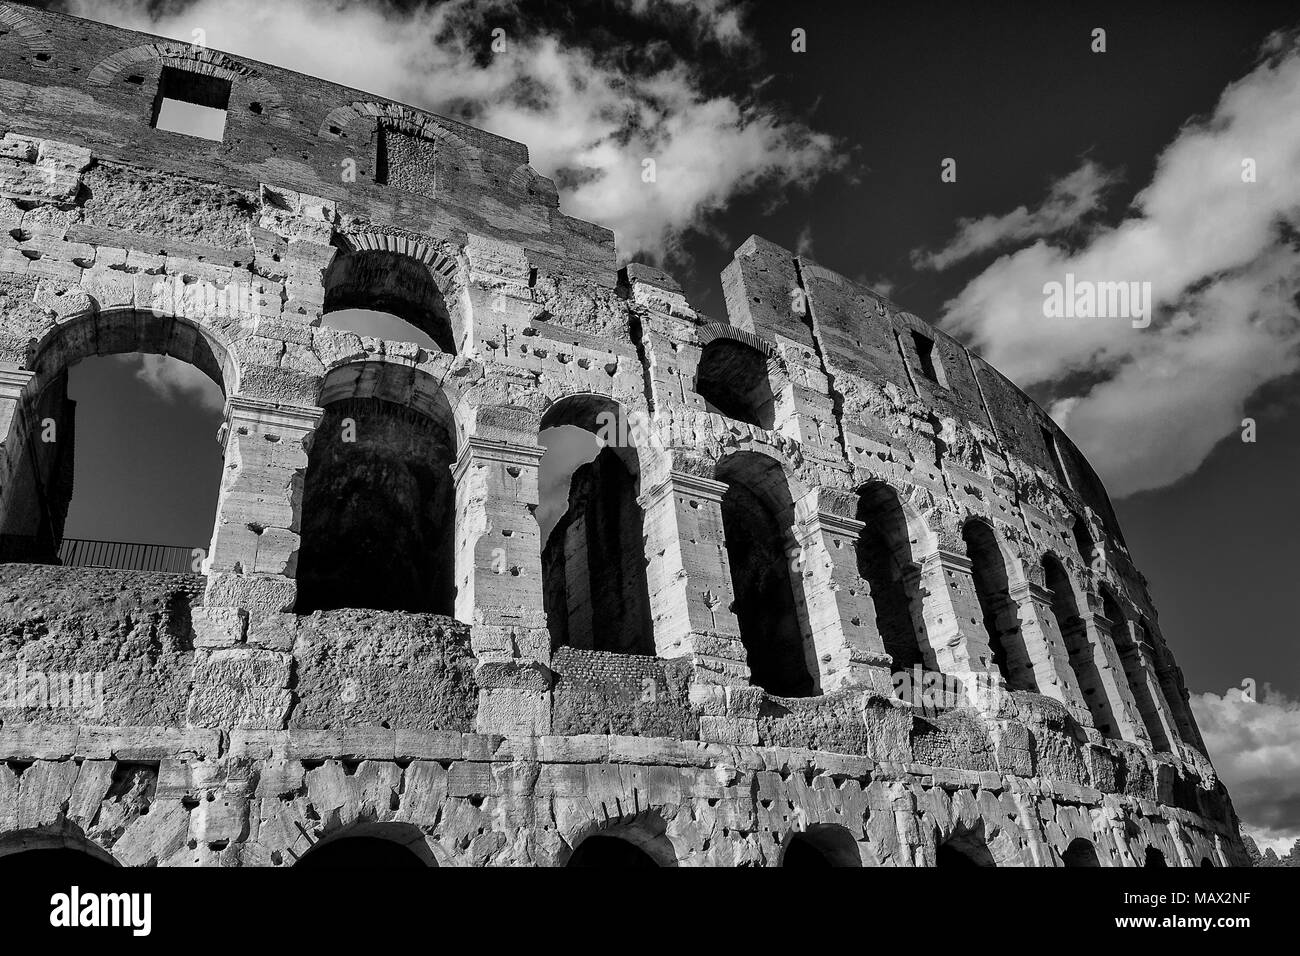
[55,0,1299,704]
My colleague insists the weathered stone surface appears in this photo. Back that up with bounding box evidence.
[0,4,1241,867]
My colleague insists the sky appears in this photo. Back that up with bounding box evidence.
[43,0,1300,854]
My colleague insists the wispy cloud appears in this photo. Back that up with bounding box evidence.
[1193,686,1300,854]
[64,0,841,263]
[912,159,1120,270]
[119,353,225,413]
[928,33,1300,497]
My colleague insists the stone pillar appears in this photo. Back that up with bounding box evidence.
[793,508,893,694]
[202,395,323,624]
[1126,624,1181,752]
[640,471,743,670]
[1079,611,1148,745]
[1007,580,1089,712]
[453,436,550,736]
[914,549,1003,702]
[0,368,35,539]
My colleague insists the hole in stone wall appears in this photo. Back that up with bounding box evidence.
[0,346,225,572]
[295,836,430,868]
[910,330,948,387]
[539,398,655,656]
[856,482,930,674]
[319,308,442,353]
[322,250,458,355]
[151,66,231,141]
[962,519,1038,693]
[1062,838,1101,867]
[566,835,663,867]
[296,394,457,615]
[717,451,816,698]
[695,339,776,429]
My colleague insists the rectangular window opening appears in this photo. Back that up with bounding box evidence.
[152,66,230,141]
[1041,425,1073,489]
[910,330,946,386]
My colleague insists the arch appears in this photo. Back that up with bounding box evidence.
[0,309,238,565]
[1199,857,1215,868]
[715,451,817,698]
[1062,837,1101,867]
[539,394,654,655]
[780,825,862,867]
[695,337,776,429]
[1072,516,1096,567]
[561,817,678,868]
[1100,585,1171,751]
[1143,847,1168,868]
[856,481,933,672]
[936,828,997,867]
[0,827,120,868]
[1044,553,1118,737]
[322,245,461,355]
[962,519,1038,692]
[295,362,458,614]
[293,822,437,868]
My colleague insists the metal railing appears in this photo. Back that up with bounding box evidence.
[57,538,200,574]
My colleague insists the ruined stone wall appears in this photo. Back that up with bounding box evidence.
[0,3,1240,866]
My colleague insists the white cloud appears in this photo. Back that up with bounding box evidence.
[124,353,225,413]
[930,35,1300,497]
[65,0,840,262]
[1193,686,1300,854]
[913,159,1119,270]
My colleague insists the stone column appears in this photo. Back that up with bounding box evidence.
[202,395,323,627]
[0,368,36,541]
[453,436,551,736]
[1007,580,1089,712]
[793,508,893,695]
[914,549,1003,704]
[1125,623,1181,752]
[1079,611,1148,744]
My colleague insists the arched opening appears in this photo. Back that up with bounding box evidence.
[1100,587,1171,751]
[1044,554,1118,737]
[296,363,457,614]
[0,311,231,572]
[539,396,655,656]
[566,835,662,867]
[1072,517,1095,566]
[319,307,442,353]
[1144,848,1168,868]
[716,451,816,698]
[856,482,931,672]
[1062,838,1101,867]
[936,829,996,867]
[963,520,1038,692]
[322,249,459,354]
[695,338,776,429]
[295,837,431,868]
[781,825,862,867]
[1200,857,1215,868]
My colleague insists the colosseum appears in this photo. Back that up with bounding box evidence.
[0,4,1246,867]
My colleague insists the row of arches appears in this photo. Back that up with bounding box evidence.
[0,826,1217,868]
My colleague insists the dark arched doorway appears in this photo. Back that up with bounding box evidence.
[695,338,776,428]
[1044,554,1118,737]
[856,482,930,672]
[566,835,661,868]
[296,364,458,614]
[781,825,862,867]
[539,396,655,655]
[295,837,430,868]
[1144,848,1168,868]
[963,519,1038,692]
[716,452,815,698]
[1062,838,1101,867]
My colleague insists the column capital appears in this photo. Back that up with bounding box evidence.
[0,367,34,399]
[804,510,865,538]
[224,394,324,431]
[453,436,546,482]
[643,470,729,506]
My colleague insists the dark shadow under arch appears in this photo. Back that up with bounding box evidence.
[295,836,430,869]
[323,248,458,354]
[1045,553,1118,737]
[1062,838,1101,867]
[782,824,862,867]
[857,482,930,672]
[566,834,662,868]
[695,338,776,429]
[1144,847,1168,868]
[963,519,1038,693]
[716,451,815,698]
